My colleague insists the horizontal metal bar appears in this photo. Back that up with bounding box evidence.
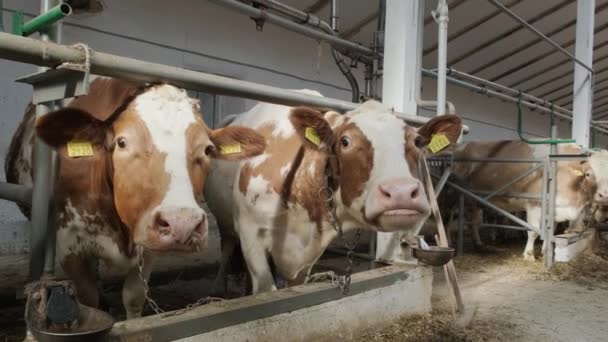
[208,0,376,58]
[488,0,592,72]
[0,182,33,206]
[326,247,375,261]
[0,32,452,128]
[473,190,541,200]
[422,69,608,133]
[109,265,412,341]
[427,156,544,163]
[448,68,572,117]
[479,223,529,232]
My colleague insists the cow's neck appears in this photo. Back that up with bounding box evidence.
[55,149,131,256]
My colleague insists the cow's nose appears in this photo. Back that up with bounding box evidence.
[376,178,422,212]
[154,208,206,244]
[379,180,420,202]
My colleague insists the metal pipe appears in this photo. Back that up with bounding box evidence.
[447,68,573,118]
[29,0,60,281]
[0,32,459,130]
[479,223,528,232]
[433,0,449,115]
[330,0,338,32]
[444,180,538,232]
[428,156,544,163]
[252,0,360,102]
[0,182,33,206]
[434,168,451,197]
[488,0,593,73]
[21,2,70,36]
[422,69,608,134]
[326,247,375,261]
[417,100,457,115]
[208,0,376,58]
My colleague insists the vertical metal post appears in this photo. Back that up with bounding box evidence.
[376,0,425,263]
[544,128,559,269]
[434,0,449,116]
[457,193,464,256]
[571,0,595,147]
[29,0,61,280]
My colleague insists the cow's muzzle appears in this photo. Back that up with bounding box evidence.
[144,207,208,251]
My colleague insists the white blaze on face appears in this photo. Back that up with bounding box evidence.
[134,85,200,210]
[347,108,412,213]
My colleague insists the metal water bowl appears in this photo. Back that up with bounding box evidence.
[413,246,456,266]
[29,304,114,342]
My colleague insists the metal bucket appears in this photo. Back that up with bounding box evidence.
[25,278,115,342]
[413,246,456,266]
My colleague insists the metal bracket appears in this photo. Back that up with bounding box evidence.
[16,65,90,105]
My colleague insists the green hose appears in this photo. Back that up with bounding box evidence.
[517,99,575,145]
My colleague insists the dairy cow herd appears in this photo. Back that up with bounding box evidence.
[5,77,606,318]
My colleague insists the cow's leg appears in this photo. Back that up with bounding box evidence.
[61,254,99,308]
[523,207,542,261]
[470,207,484,249]
[241,241,276,293]
[122,251,154,319]
[211,237,236,297]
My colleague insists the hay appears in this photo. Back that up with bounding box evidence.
[355,309,520,342]
[535,239,608,288]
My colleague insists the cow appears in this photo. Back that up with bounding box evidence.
[449,140,608,261]
[204,95,463,294]
[4,77,266,318]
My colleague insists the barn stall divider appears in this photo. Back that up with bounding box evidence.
[0,0,602,340]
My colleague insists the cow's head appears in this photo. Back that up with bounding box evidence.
[290,100,462,232]
[36,78,265,252]
[569,149,608,204]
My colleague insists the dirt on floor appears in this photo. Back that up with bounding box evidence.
[357,239,608,342]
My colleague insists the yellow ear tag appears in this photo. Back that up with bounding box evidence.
[67,140,94,158]
[571,169,584,177]
[305,127,321,146]
[219,143,242,155]
[428,134,450,154]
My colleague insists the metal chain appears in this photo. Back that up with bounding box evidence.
[305,161,361,295]
[136,246,165,315]
[136,246,225,317]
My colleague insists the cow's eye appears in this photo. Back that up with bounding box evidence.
[340,136,351,148]
[586,171,592,178]
[414,136,426,148]
[204,145,215,156]
[116,137,127,149]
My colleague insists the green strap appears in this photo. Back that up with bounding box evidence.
[517,98,575,145]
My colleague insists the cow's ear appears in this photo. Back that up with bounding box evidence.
[415,114,463,150]
[35,108,108,148]
[289,106,336,151]
[209,126,266,161]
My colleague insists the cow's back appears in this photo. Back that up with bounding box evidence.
[4,103,36,219]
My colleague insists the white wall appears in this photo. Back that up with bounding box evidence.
[0,0,605,255]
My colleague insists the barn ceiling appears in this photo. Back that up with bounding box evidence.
[278,0,608,120]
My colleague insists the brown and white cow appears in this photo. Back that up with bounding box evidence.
[204,94,463,293]
[450,140,608,260]
[4,77,265,317]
